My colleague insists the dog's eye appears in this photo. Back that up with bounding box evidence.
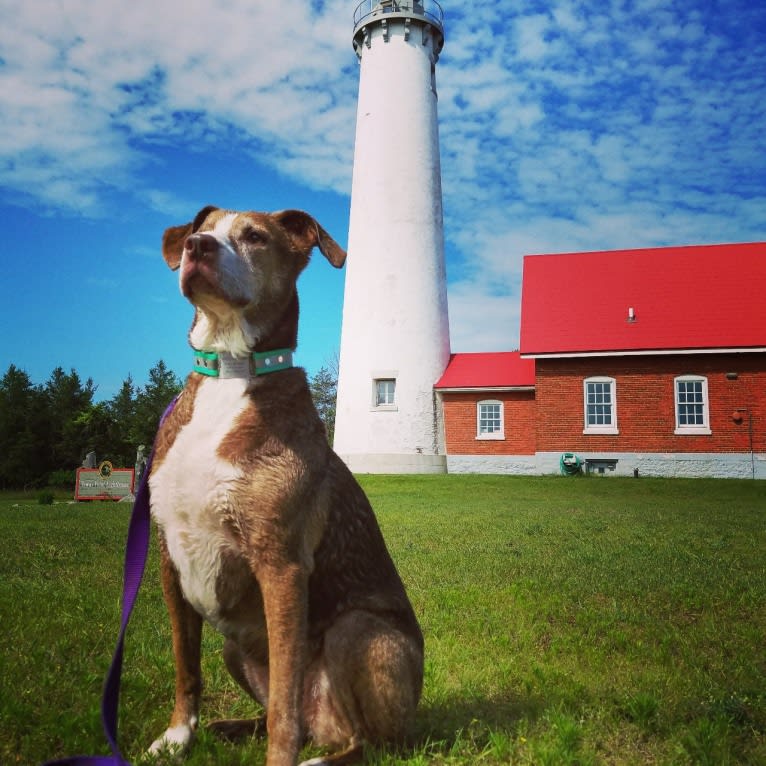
[245,229,267,245]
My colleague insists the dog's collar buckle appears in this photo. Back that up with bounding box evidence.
[193,348,294,379]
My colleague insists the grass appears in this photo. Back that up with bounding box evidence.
[1,475,764,765]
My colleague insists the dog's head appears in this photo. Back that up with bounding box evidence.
[162,207,346,355]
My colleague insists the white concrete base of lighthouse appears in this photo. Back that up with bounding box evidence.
[338,452,447,474]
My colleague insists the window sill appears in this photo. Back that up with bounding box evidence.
[674,427,712,435]
[583,427,619,435]
[371,405,398,412]
[476,433,505,441]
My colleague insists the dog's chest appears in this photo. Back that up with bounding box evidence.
[150,378,250,626]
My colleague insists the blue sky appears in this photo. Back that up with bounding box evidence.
[1,0,764,400]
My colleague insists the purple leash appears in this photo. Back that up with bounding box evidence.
[43,398,178,766]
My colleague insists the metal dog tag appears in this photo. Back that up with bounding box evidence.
[218,353,253,379]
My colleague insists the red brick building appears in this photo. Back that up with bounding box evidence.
[436,242,766,478]
[436,352,537,473]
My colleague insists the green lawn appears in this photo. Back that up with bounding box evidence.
[1,475,764,765]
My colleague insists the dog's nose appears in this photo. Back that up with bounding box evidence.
[184,233,217,261]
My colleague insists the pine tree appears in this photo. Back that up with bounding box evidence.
[44,367,97,469]
[107,375,137,466]
[0,366,48,488]
[132,360,182,448]
[309,365,338,444]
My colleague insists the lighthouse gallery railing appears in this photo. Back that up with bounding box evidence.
[353,0,444,31]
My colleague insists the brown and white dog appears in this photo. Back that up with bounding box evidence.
[147,207,424,766]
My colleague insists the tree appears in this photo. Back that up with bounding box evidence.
[71,403,117,465]
[106,375,137,466]
[44,367,97,470]
[0,366,48,488]
[132,360,183,448]
[309,365,338,444]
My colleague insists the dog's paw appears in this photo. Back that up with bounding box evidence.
[147,723,195,759]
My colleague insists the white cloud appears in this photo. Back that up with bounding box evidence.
[515,14,560,62]
[0,0,357,213]
[448,281,521,353]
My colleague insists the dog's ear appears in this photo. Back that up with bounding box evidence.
[274,209,347,269]
[161,205,219,271]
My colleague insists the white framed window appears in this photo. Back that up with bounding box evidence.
[583,377,618,434]
[373,378,397,410]
[477,400,504,440]
[674,375,711,434]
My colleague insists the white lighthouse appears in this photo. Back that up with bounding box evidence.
[334,0,451,473]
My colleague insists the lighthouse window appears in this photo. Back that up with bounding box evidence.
[374,378,396,408]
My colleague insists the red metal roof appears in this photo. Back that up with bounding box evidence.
[435,351,535,389]
[519,242,766,356]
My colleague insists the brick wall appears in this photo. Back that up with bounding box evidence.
[440,391,536,455]
[535,353,765,454]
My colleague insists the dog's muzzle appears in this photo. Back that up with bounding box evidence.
[180,233,223,300]
[184,233,218,261]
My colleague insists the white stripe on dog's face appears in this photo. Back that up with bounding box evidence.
[202,212,255,302]
[210,212,237,242]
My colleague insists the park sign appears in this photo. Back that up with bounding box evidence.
[75,461,135,501]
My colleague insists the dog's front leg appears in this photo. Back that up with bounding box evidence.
[259,560,310,766]
[149,536,203,756]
